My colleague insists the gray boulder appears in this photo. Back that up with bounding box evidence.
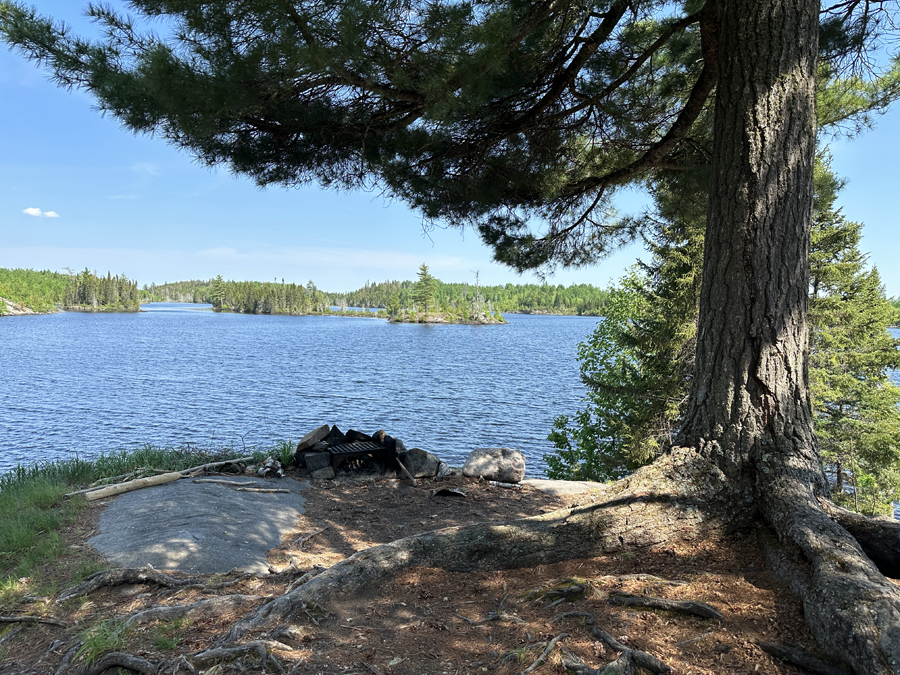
[309,465,336,480]
[304,451,332,473]
[462,448,526,483]
[401,448,443,478]
[294,424,330,461]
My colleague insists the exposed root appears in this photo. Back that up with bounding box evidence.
[56,567,205,604]
[819,499,900,579]
[521,632,568,674]
[123,594,263,627]
[191,640,283,673]
[758,466,900,674]
[590,627,672,674]
[551,610,596,625]
[757,640,849,675]
[218,447,729,644]
[0,615,68,626]
[73,651,157,675]
[606,591,723,619]
[454,610,526,626]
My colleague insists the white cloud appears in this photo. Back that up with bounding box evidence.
[23,207,60,218]
[132,162,160,176]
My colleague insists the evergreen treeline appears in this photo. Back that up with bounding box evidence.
[331,278,610,315]
[142,275,611,316]
[62,269,140,311]
[0,268,139,313]
[140,280,213,304]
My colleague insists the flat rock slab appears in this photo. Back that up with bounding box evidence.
[89,477,308,575]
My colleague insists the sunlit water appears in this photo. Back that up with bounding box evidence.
[0,304,600,477]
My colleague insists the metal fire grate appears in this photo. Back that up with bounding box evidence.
[327,441,388,471]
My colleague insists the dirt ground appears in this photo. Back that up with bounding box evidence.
[0,469,841,674]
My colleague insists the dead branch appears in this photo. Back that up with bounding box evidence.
[521,633,569,674]
[590,627,671,674]
[757,640,848,675]
[395,458,417,486]
[0,615,68,626]
[81,471,184,501]
[236,487,290,493]
[179,456,254,477]
[0,624,23,646]
[489,480,524,490]
[57,567,204,603]
[192,479,259,486]
[607,591,723,619]
[295,526,328,548]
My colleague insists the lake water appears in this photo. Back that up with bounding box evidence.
[0,304,599,477]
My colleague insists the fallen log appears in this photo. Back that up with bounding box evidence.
[82,472,184,501]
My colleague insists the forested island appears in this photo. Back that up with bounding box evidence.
[139,269,610,318]
[0,267,140,315]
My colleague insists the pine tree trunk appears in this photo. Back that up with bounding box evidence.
[680,0,823,501]
[677,3,900,672]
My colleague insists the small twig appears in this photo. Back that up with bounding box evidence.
[192,479,259,486]
[675,630,715,646]
[296,526,328,548]
[520,633,568,675]
[236,487,290,493]
[359,661,384,675]
[597,573,687,586]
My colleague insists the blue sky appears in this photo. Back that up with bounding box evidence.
[1,3,898,294]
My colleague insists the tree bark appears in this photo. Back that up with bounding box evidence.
[678,2,900,673]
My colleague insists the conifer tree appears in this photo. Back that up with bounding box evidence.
[550,155,900,516]
[809,154,900,515]
[412,264,437,315]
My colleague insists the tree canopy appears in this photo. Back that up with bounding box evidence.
[2,1,898,271]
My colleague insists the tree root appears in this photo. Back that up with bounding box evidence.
[191,640,283,673]
[818,499,900,579]
[521,632,569,674]
[217,448,731,644]
[0,615,68,626]
[758,464,900,674]
[74,652,158,675]
[606,591,722,619]
[590,627,671,674]
[56,567,206,603]
[757,640,849,675]
[123,594,263,627]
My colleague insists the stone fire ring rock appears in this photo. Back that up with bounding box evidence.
[88,476,309,575]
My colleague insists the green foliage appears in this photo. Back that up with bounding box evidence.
[0,268,70,312]
[809,152,900,515]
[62,268,140,311]
[412,263,438,315]
[546,172,704,481]
[77,619,133,664]
[548,156,900,513]
[2,1,894,276]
